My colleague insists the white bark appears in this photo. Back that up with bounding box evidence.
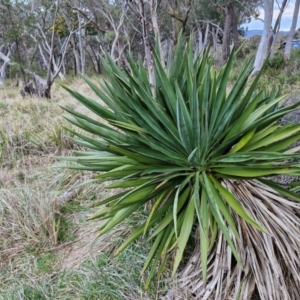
[0,49,11,64]
[270,0,289,58]
[197,23,209,53]
[72,36,81,75]
[161,38,172,62]
[77,12,86,75]
[133,0,155,94]
[149,0,165,67]
[212,28,217,51]
[103,6,126,62]
[46,0,61,87]
[0,48,11,85]
[0,47,42,91]
[252,0,274,75]
[38,44,50,70]
[203,24,209,50]
[212,25,222,52]
[36,37,65,80]
[284,0,300,60]
[198,29,203,52]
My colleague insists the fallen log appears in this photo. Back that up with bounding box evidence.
[54,174,96,208]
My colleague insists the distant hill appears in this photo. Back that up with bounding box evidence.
[245,30,289,38]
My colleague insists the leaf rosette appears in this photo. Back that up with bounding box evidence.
[61,36,300,295]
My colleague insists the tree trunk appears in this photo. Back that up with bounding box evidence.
[203,23,209,49]
[198,23,209,53]
[135,0,154,93]
[0,47,11,85]
[76,9,87,75]
[117,39,129,67]
[252,0,274,75]
[161,38,171,63]
[150,0,165,66]
[212,27,218,51]
[222,4,233,63]
[43,0,61,98]
[71,36,81,76]
[284,0,300,60]
[168,1,181,45]
[52,56,65,80]
[74,56,77,76]
[231,6,239,50]
[198,29,203,52]
[78,18,86,75]
[0,62,8,85]
[100,3,127,65]
[89,44,101,74]
[6,2,26,84]
[270,0,289,58]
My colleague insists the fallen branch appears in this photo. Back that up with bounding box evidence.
[54,174,96,207]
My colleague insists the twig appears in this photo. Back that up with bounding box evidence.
[55,174,96,207]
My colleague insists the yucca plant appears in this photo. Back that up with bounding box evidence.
[61,37,300,299]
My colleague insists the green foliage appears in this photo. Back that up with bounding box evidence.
[286,71,300,85]
[0,247,165,300]
[62,36,300,287]
[259,49,300,90]
[50,15,98,38]
[289,48,300,65]
[267,53,286,69]
[36,252,57,274]
[104,30,116,43]
[293,27,300,39]
[55,215,76,243]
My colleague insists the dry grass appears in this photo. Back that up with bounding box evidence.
[0,79,168,299]
[5,75,299,299]
[174,180,300,300]
[0,78,92,267]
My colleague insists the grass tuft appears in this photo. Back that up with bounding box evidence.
[0,79,168,299]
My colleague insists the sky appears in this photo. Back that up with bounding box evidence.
[244,0,300,31]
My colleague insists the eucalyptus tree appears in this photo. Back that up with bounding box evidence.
[0,0,94,96]
[217,0,261,62]
[0,0,34,83]
[0,0,268,88]
[270,0,289,58]
[188,0,261,63]
[252,0,274,75]
[284,0,300,60]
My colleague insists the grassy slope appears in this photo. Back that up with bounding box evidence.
[0,79,170,300]
[2,49,300,300]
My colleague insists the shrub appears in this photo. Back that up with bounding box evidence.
[267,53,286,70]
[62,37,300,299]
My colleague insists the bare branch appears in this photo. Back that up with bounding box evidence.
[46,0,61,85]
[66,3,106,33]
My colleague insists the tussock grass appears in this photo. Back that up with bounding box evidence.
[0,79,167,299]
[0,181,57,261]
